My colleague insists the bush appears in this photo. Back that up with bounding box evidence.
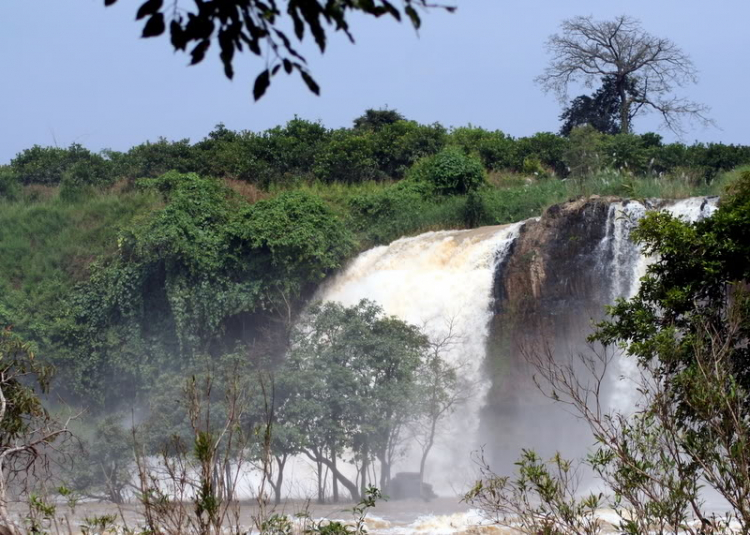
[313,130,380,183]
[0,167,21,201]
[11,144,107,185]
[449,127,516,171]
[563,125,606,176]
[462,190,487,228]
[372,120,446,179]
[408,146,485,195]
[514,132,569,176]
[121,138,196,179]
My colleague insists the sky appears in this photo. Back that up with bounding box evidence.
[1,0,749,164]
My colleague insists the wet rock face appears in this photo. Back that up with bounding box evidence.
[482,196,620,466]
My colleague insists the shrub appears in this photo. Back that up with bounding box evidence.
[0,167,21,201]
[122,138,196,179]
[372,120,446,179]
[408,146,485,195]
[514,132,569,176]
[449,127,516,171]
[313,130,380,183]
[563,125,606,176]
[11,143,106,185]
[462,190,487,228]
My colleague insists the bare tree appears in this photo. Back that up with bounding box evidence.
[412,317,469,490]
[537,15,711,135]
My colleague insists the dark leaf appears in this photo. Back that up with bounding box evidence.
[142,13,166,37]
[300,70,320,95]
[271,64,281,75]
[136,0,163,21]
[253,69,271,100]
[190,40,211,65]
[405,6,421,29]
[283,59,292,74]
[104,0,118,6]
[170,21,187,50]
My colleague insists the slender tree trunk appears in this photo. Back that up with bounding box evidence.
[617,76,631,134]
[331,454,339,503]
[316,458,324,504]
[377,448,390,490]
[360,444,369,499]
[419,418,438,492]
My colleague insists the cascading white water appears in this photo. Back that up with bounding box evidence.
[314,222,524,493]
[604,197,719,413]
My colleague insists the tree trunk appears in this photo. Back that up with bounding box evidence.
[377,448,390,490]
[617,76,631,134]
[273,455,287,505]
[331,454,339,503]
[360,444,369,499]
[316,458,324,504]
[306,451,360,501]
[419,418,438,492]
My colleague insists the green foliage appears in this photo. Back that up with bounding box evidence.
[56,174,353,403]
[314,130,380,184]
[449,127,516,171]
[464,449,603,534]
[281,300,428,494]
[462,190,487,228]
[513,132,569,176]
[353,108,406,131]
[0,167,21,201]
[560,75,638,136]
[371,120,447,179]
[11,143,108,186]
[122,137,196,179]
[0,329,52,444]
[408,146,485,195]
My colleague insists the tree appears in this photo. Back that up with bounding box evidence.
[281,300,428,500]
[411,319,467,490]
[353,109,406,132]
[107,0,454,100]
[537,15,711,135]
[559,75,637,136]
[0,328,74,533]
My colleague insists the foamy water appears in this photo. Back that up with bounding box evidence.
[314,223,524,494]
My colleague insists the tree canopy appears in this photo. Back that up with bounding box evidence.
[107,0,454,99]
[538,15,711,134]
[559,75,638,136]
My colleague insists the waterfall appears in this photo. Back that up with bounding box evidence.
[314,222,524,493]
[604,197,719,413]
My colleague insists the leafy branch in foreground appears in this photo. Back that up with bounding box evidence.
[105,0,455,99]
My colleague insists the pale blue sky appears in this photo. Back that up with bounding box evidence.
[1,1,749,163]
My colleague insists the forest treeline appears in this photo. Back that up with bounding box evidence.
[3,110,750,194]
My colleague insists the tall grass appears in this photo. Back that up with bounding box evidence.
[0,188,159,338]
